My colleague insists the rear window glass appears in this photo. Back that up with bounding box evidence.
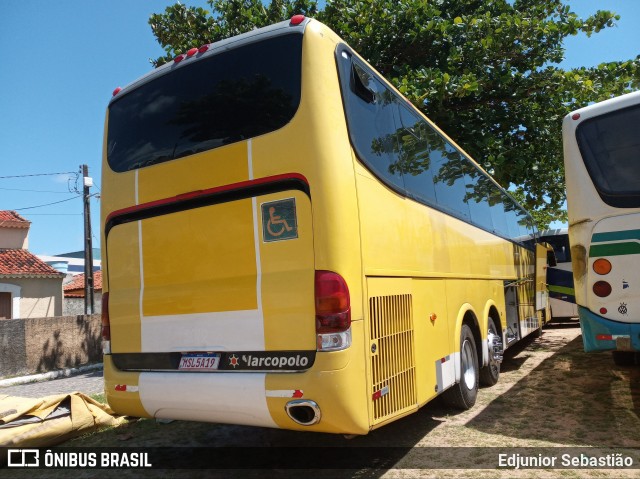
[107,33,303,172]
[576,103,640,207]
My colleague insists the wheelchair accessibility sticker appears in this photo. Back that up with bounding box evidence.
[261,198,298,242]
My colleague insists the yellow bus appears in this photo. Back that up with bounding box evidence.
[101,16,549,435]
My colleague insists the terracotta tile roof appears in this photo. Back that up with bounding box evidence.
[64,270,102,297]
[0,210,30,228]
[0,248,64,277]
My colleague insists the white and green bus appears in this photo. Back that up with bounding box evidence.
[563,90,640,365]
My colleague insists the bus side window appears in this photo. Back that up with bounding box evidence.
[431,141,471,222]
[343,58,405,191]
[395,105,437,205]
[350,63,375,104]
[464,166,494,233]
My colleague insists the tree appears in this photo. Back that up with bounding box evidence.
[149,0,640,228]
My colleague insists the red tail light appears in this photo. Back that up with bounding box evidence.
[315,271,351,351]
[593,281,612,297]
[315,270,350,333]
[102,292,111,342]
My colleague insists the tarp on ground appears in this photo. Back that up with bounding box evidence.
[0,392,124,446]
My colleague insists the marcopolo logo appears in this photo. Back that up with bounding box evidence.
[220,351,315,371]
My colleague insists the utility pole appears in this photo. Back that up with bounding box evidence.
[82,164,95,315]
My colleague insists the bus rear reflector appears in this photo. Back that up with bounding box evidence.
[593,281,612,297]
[315,271,351,351]
[596,334,613,341]
[593,259,612,275]
[102,292,111,354]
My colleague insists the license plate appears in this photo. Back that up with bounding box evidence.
[178,353,220,370]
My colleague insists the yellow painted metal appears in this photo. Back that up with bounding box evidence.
[106,221,141,353]
[103,356,148,418]
[141,200,258,316]
[260,191,316,351]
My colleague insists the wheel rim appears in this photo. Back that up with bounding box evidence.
[461,338,476,390]
[487,326,500,375]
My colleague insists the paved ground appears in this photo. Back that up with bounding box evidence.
[0,369,104,398]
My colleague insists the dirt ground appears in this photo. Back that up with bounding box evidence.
[7,322,640,478]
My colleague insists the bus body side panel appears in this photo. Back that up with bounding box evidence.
[352,162,515,421]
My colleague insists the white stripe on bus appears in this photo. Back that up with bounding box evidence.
[139,372,277,428]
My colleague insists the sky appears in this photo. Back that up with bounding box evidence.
[0,0,639,255]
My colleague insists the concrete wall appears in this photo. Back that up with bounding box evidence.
[63,293,103,316]
[0,228,28,249]
[0,277,63,319]
[0,314,101,379]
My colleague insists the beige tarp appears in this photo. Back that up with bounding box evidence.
[0,392,124,446]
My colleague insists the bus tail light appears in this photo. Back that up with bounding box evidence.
[315,270,351,351]
[593,281,612,297]
[596,334,613,341]
[102,292,111,354]
[593,259,612,275]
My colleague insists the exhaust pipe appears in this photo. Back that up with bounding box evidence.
[285,400,321,426]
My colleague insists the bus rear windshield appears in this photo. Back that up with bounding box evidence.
[107,33,302,173]
[576,103,640,208]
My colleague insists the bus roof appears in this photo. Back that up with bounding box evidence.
[109,17,311,105]
[564,89,640,124]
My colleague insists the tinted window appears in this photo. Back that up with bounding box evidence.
[540,234,571,263]
[465,167,494,232]
[396,106,437,204]
[340,56,404,190]
[431,143,470,221]
[576,103,640,207]
[336,45,534,247]
[107,34,303,172]
[487,190,510,238]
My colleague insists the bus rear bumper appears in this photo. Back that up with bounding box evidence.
[103,353,370,435]
[579,306,640,352]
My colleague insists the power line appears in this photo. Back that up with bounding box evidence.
[0,171,77,179]
[20,213,82,216]
[0,186,72,194]
[13,195,79,211]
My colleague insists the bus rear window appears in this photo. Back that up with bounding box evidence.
[107,33,302,172]
[576,103,640,207]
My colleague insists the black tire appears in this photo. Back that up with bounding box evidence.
[612,351,636,366]
[480,317,501,387]
[443,324,479,410]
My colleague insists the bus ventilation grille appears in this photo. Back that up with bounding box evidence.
[369,294,417,423]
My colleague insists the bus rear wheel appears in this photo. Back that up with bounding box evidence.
[443,324,479,410]
[480,317,501,387]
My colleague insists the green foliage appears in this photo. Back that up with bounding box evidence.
[149,0,640,228]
